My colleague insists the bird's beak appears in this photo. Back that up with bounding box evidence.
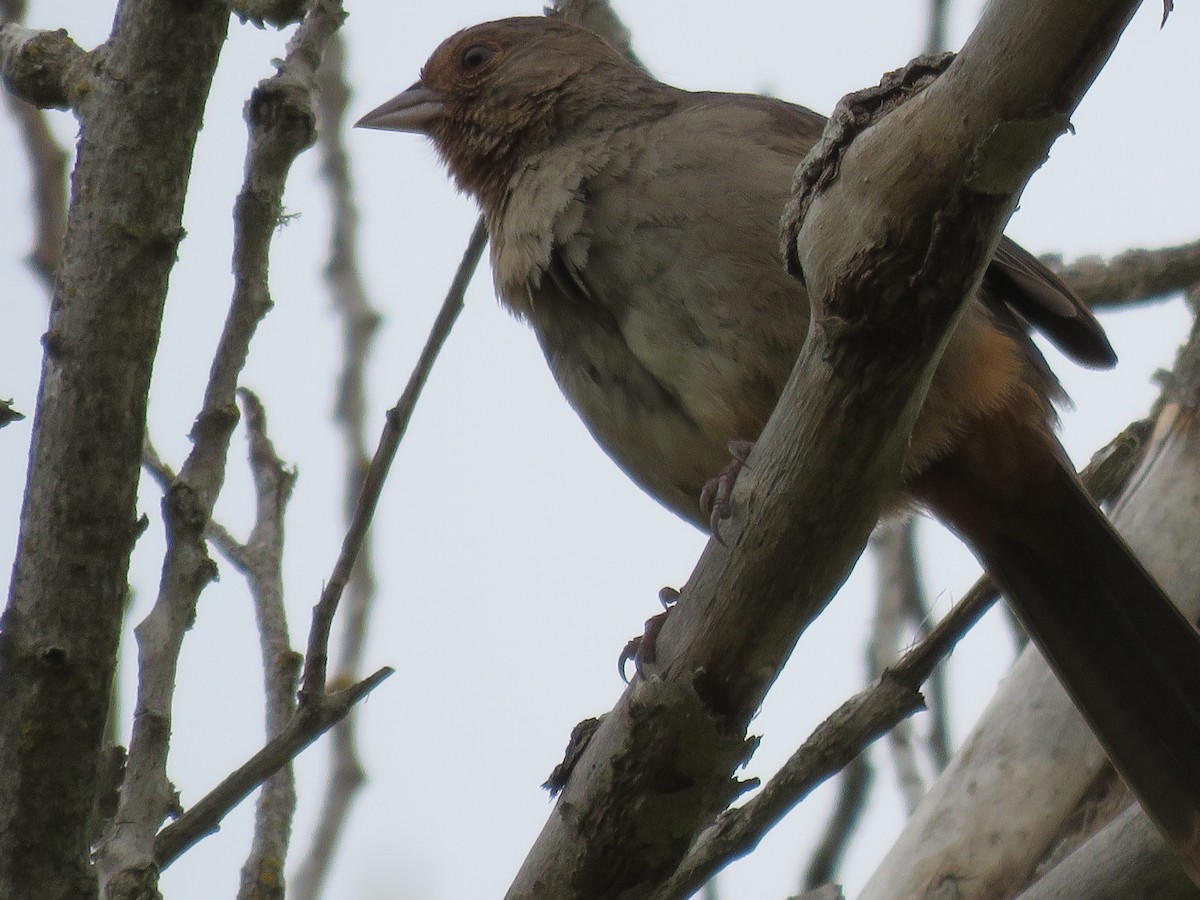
[355,81,444,134]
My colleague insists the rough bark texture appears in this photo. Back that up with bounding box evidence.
[0,2,229,897]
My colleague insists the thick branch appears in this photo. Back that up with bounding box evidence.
[0,4,229,898]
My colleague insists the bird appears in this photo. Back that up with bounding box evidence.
[357,16,1200,877]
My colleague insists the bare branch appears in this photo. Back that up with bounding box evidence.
[97,2,346,894]
[289,30,382,900]
[299,215,487,699]
[807,12,961,870]
[1016,803,1200,900]
[0,16,70,290]
[141,441,245,567]
[153,667,394,869]
[0,23,85,108]
[799,517,934,890]
[868,516,928,812]
[1052,238,1200,311]
[649,573,993,900]
[235,390,302,900]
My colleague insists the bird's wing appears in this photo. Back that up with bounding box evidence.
[988,238,1116,369]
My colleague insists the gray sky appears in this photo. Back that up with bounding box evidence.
[1,1,1196,897]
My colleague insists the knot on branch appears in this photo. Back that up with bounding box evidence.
[565,678,757,895]
[246,77,317,162]
[544,716,605,796]
[164,481,211,534]
[38,644,67,668]
[781,52,955,283]
[0,24,87,109]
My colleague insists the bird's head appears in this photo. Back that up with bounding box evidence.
[356,17,652,209]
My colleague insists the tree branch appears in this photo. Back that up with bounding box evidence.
[1053,237,1200,311]
[96,3,346,895]
[1015,803,1200,900]
[152,667,393,868]
[0,4,228,897]
[233,390,301,900]
[868,517,933,813]
[924,0,952,55]
[0,23,85,109]
[801,753,872,891]
[289,29,382,900]
[298,216,487,700]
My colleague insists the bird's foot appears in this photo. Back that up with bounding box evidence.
[699,439,755,541]
[618,586,680,682]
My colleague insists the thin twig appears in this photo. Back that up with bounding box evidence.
[299,215,487,700]
[153,666,393,868]
[290,0,620,724]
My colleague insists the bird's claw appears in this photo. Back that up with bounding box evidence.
[618,599,675,683]
[699,440,755,542]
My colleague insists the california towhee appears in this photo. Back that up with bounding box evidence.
[359,17,1200,873]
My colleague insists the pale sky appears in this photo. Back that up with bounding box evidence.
[1,2,1196,898]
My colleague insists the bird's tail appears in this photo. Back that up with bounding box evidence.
[918,440,1200,879]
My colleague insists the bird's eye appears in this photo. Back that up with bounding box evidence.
[460,44,496,73]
